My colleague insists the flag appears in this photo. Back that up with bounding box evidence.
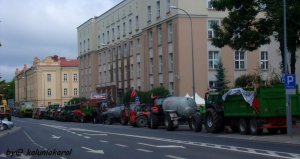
[130,89,137,98]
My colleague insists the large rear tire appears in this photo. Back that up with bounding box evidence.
[249,119,262,135]
[149,113,159,129]
[204,108,224,133]
[191,114,202,132]
[136,116,148,127]
[164,113,174,131]
[239,118,249,135]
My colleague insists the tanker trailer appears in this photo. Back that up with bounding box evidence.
[102,104,124,125]
[161,96,202,131]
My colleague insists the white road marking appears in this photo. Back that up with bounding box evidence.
[23,131,47,150]
[99,140,109,143]
[165,155,186,159]
[51,135,61,139]
[115,144,128,147]
[136,149,153,153]
[83,136,91,139]
[81,146,104,154]
[138,143,185,148]
[42,124,300,159]
[83,133,108,136]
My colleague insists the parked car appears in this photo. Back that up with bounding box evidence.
[32,107,46,119]
[0,118,14,130]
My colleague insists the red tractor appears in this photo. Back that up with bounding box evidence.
[148,96,166,129]
[130,104,151,127]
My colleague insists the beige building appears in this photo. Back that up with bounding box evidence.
[15,55,79,107]
[78,0,291,101]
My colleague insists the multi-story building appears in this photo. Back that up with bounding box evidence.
[78,0,288,101]
[15,55,79,107]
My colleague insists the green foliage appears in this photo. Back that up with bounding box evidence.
[235,74,261,88]
[67,97,88,105]
[211,0,300,74]
[215,60,229,92]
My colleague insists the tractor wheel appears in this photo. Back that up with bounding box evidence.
[164,113,174,131]
[149,113,159,129]
[204,108,224,133]
[238,118,249,135]
[190,114,202,132]
[136,116,148,127]
[249,119,262,135]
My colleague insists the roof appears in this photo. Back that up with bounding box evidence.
[60,59,79,67]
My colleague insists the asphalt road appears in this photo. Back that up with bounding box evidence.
[1,117,300,159]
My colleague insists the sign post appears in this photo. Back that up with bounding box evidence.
[285,74,296,137]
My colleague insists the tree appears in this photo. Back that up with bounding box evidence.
[215,60,229,92]
[211,0,300,74]
[67,97,87,105]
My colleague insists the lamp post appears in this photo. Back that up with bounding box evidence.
[170,6,195,101]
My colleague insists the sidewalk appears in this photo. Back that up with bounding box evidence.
[216,122,300,145]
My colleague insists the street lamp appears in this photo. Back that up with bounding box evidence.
[170,6,195,101]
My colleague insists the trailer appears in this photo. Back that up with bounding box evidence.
[204,84,300,135]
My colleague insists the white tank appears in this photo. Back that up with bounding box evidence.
[162,96,197,118]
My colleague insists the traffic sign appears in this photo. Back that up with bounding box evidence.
[285,74,296,94]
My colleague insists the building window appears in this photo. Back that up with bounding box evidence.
[107,31,110,43]
[135,16,139,30]
[87,38,90,51]
[47,89,51,97]
[137,38,140,53]
[159,55,163,73]
[150,58,154,75]
[74,88,78,96]
[123,22,126,36]
[166,0,171,13]
[137,62,141,78]
[168,22,173,42]
[117,25,120,38]
[47,74,51,82]
[112,28,115,40]
[102,33,105,44]
[48,102,51,106]
[129,19,132,33]
[235,50,246,70]
[169,82,174,95]
[63,73,67,82]
[208,51,219,69]
[261,51,268,70]
[156,1,161,18]
[209,81,216,89]
[149,30,153,48]
[73,73,78,82]
[208,0,214,9]
[83,40,86,52]
[168,53,174,72]
[157,26,162,46]
[97,35,100,48]
[208,20,219,39]
[147,5,152,22]
[130,64,134,78]
[64,88,68,96]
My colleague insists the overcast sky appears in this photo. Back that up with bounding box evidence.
[0,0,122,81]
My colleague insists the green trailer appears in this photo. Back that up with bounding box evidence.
[204,84,300,135]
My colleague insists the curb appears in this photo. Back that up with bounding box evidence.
[0,126,21,138]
